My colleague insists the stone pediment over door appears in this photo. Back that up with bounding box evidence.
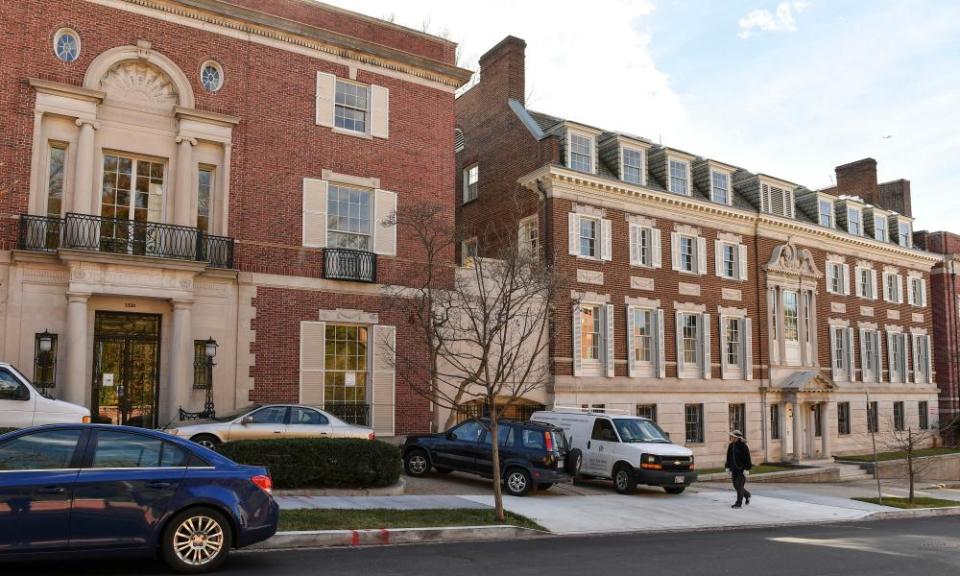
[774,370,836,393]
[766,242,823,280]
[100,61,179,112]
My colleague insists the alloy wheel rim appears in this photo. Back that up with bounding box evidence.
[409,455,427,474]
[507,472,527,493]
[173,515,224,566]
[198,439,217,449]
[616,470,629,490]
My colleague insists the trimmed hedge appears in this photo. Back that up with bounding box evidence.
[217,438,401,489]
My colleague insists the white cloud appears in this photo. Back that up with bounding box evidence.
[738,2,812,39]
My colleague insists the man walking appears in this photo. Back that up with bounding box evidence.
[726,430,752,509]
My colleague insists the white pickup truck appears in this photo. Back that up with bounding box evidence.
[0,362,90,428]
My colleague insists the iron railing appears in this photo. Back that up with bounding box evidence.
[323,248,377,283]
[324,402,371,426]
[18,214,234,268]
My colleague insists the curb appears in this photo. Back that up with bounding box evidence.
[250,525,542,550]
[866,506,960,521]
[274,478,406,497]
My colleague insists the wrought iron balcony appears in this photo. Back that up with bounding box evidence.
[323,247,377,283]
[18,213,235,269]
[324,402,371,427]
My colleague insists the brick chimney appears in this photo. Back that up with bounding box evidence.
[477,36,527,104]
[835,158,878,203]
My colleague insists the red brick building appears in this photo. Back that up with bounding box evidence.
[457,37,941,465]
[0,0,470,435]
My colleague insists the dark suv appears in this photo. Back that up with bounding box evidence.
[402,419,573,496]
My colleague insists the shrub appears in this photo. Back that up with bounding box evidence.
[217,438,401,489]
[91,414,113,424]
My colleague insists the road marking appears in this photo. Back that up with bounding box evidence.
[770,536,914,557]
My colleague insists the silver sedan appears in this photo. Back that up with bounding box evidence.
[165,404,375,448]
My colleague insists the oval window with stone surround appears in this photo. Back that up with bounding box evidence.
[53,28,81,63]
[200,61,224,92]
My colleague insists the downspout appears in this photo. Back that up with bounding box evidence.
[755,218,770,463]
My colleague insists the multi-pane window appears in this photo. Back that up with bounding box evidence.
[893,401,905,431]
[725,318,741,367]
[914,335,930,383]
[193,340,211,390]
[46,144,66,217]
[898,221,912,248]
[919,401,929,430]
[324,324,368,406]
[863,333,875,378]
[579,216,599,258]
[890,333,903,382]
[580,305,602,362]
[884,273,902,303]
[770,405,780,440]
[847,207,863,236]
[461,238,478,264]
[828,263,845,294]
[631,225,653,266]
[669,159,689,195]
[631,309,653,363]
[622,147,643,184]
[681,313,699,365]
[711,171,730,204]
[833,327,846,371]
[722,244,737,279]
[54,29,81,63]
[569,132,594,173]
[679,235,695,273]
[818,199,833,228]
[100,155,165,247]
[910,278,925,307]
[327,185,371,250]
[636,403,657,422]
[783,291,799,342]
[685,403,704,444]
[858,268,874,299]
[874,215,888,242]
[729,403,746,434]
[197,166,214,234]
[463,164,479,203]
[838,402,851,435]
[519,216,538,257]
[334,80,368,133]
[867,401,879,433]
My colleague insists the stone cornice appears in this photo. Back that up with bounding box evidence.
[174,106,240,126]
[29,78,105,102]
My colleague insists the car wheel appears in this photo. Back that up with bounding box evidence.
[664,486,686,495]
[191,434,221,450]
[404,449,431,477]
[162,506,232,574]
[613,464,637,495]
[434,467,453,474]
[504,467,532,497]
[537,482,554,491]
[565,449,583,476]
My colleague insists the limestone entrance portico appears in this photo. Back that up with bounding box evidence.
[773,371,836,462]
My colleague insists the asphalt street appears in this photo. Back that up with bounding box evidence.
[3,516,959,575]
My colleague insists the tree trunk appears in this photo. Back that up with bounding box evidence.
[489,400,505,523]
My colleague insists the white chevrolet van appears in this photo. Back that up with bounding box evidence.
[532,408,697,494]
[0,362,90,428]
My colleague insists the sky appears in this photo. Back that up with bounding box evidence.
[323,0,960,232]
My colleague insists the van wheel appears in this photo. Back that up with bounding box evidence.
[565,449,583,476]
[191,435,221,450]
[613,464,637,495]
[404,449,431,477]
[504,467,532,497]
[664,486,686,495]
[162,506,232,574]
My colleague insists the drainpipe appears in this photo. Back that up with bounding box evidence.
[754,219,770,463]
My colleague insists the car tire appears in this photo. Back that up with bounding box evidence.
[191,434,221,450]
[403,449,431,477]
[664,486,686,495]
[504,467,532,497]
[613,464,637,495]
[161,506,232,574]
[565,449,583,476]
[537,483,554,491]
[434,467,453,474]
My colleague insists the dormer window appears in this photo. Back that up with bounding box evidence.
[711,170,731,205]
[621,147,644,185]
[846,207,863,236]
[568,131,595,173]
[818,198,834,228]
[760,181,794,218]
[874,214,888,242]
[669,158,690,195]
[897,221,912,248]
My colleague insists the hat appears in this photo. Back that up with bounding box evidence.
[730,430,744,439]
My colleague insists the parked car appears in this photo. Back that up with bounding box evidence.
[165,404,375,448]
[532,409,697,494]
[0,362,90,428]
[0,424,278,573]
[401,418,573,496]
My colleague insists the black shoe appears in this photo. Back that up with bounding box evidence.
[745,495,751,505]
[732,504,742,509]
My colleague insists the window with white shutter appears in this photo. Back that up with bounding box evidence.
[656,309,666,378]
[371,325,396,435]
[315,72,389,139]
[701,313,711,379]
[302,178,328,248]
[677,312,701,379]
[605,304,615,377]
[715,241,747,280]
[841,264,851,295]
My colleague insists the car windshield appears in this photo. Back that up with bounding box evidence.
[613,418,671,443]
[215,405,261,422]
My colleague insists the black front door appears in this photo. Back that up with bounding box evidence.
[92,312,161,428]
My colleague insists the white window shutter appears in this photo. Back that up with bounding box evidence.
[921,279,928,307]
[670,232,680,271]
[907,279,915,305]
[714,241,723,277]
[701,313,711,379]
[830,328,839,381]
[373,188,398,256]
[926,336,934,384]
[370,84,390,139]
[912,335,921,384]
[855,268,864,298]
[629,225,639,266]
[568,213,580,256]
[656,309,666,378]
[300,321,326,405]
[605,304,615,377]
[738,244,748,280]
[718,315,727,379]
[871,270,878,300]
[315,72,336,127]
[302,178,328,247]
[842,264,851,295]
[372,325,396,436]
[601,218,612,261]
[846,327,856,382]
[875,331,884,383]
[675,313,684,377]
[898,276,904,304]
[886,331,896,382]
[697,237,707,275]
[572,304,582,376]
[626,307,636,376]
[743,318,753,380]
[651,228,662,269]
[859,329,869,382]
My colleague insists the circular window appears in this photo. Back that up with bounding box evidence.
[200,61,224,92]
[53,28,81,63]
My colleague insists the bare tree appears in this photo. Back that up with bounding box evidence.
[881,418,942,504]
[382,200,563,521]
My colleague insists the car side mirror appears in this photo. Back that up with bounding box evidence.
[241,416,254,426]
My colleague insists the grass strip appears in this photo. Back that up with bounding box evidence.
[279,508,546,532]
[840,447,960,462]
[853,496,960,509]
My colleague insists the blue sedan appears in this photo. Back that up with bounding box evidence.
[0,424,279,573]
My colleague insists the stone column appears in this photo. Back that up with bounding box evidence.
[167,299,194,423]
[792,399,803,462]
[64,292,90,407]
[821,401,833,458]
[173,136,197,227]
[73,119,99,215]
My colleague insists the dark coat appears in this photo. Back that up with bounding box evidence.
[725,440,753,472]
